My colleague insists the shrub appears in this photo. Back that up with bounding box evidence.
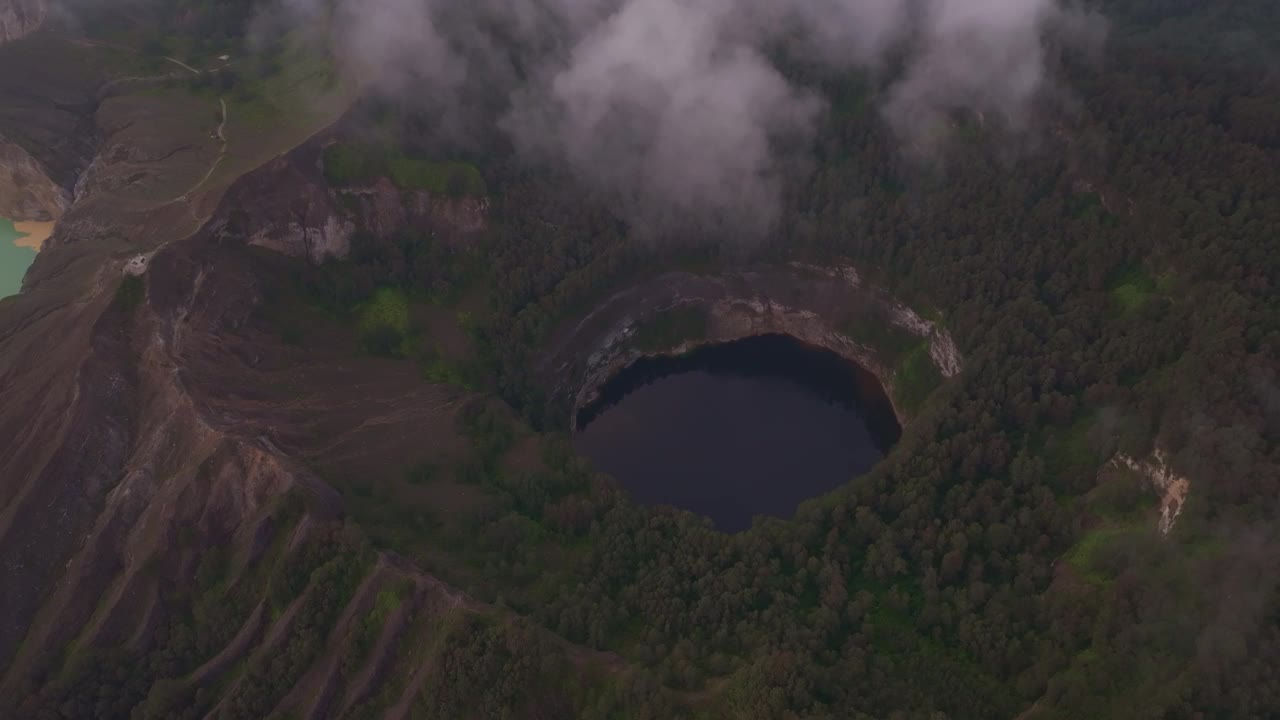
[115,275,146,311]
[358,288,411,356]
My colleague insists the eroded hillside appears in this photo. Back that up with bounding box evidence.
[0,24,662,715]
[1,2,1279,719]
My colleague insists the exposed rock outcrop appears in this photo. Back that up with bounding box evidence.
[539,265,963,429]
[0,132,70,220]
[0,31,100,224]
[0,0,44,46]
[213,145,489,264]
[338,177,489,243]
[213,148,352,262]
[1116,450,1191,534]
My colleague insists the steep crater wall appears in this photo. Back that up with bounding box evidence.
[0,134,69,220]
[211,140,489,264]
[0,0,44,46]
[539,264,962,430]
[0,33,102,223]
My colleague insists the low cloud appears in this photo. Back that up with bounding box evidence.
[502,0,823,234]
[277,0,1106,235]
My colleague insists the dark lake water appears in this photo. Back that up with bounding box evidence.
[574,334,901,532]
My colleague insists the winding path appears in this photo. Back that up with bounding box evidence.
[177,98,229,202]
[164,56,201,75]
[70,36,232,206]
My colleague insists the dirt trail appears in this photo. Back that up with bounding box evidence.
[69,35,228,206]
[164,56,201,75]
[177,98,228,203]
[215,98,227,141]
[72,37,206,77]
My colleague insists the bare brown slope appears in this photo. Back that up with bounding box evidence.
[0,25,611,720]
[0,180,606,715]
[0,158,470,675]
[0,69,509,707]
[0,33,100,219]
[0,35,243,674]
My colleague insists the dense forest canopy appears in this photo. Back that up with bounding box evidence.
[4,0,1280,718]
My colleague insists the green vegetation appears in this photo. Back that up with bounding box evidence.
[115,275,146,311]
[629,306,709,352]
[1062,522,1144,583]
[1041,413,1104,493]
[358,287,411,356]
[841,309,922,363]
[419,348,477,389]
[225,36,342,129]
[10,0,1280,718]
[388,156,488,196]
[324,143,488,196]
[221,538,373,720]
[321,143,382,186]
[1107,266,1161,316]
[1067,191,1116,224]
[1111,282,1150,314]
[339,583,410,680]
[892,344,943,414]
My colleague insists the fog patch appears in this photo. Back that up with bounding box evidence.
[269,0,1106,236]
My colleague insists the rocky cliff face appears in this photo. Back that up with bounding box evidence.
[0,0,44,45]
[218,145,489,264]
[0,30,101,220]
[0,132,70,220]
[338,177,489,244]
[539,265,963,429]
[1116,450,1191,534]
[222,150,356,263]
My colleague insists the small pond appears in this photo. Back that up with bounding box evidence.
[575,334,901,532]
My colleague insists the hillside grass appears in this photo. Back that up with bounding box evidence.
[358,287,412,357]
[324,143,487,196]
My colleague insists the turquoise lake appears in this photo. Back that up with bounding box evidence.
[0,217,37,299]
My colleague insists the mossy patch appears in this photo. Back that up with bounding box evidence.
[1062,521,1151,585]
[324,143,487,197]
[630,306,708,352]
[419,347,478,390]
[322,143,382,186]
[359,287,412,356]
[388,156,487,196]
[115,275,146,311]
[1107,266,1159,316]
[892,344,943,415]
